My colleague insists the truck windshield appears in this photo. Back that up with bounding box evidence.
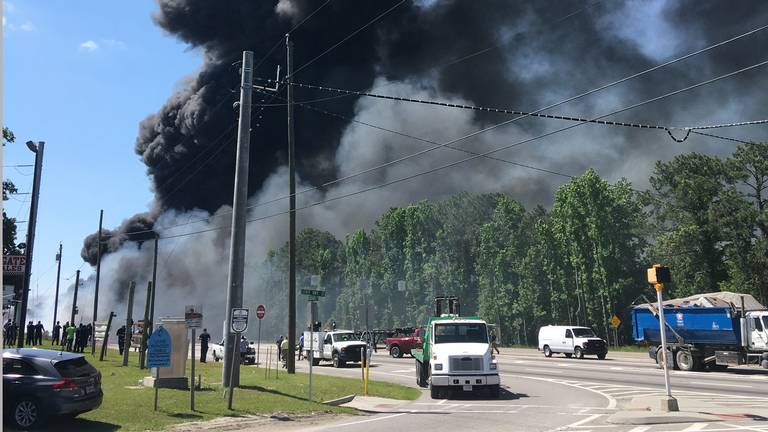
[333,333,358,342]
[763,317,768,332]
[434,323,488,344]
[572,328,597,338]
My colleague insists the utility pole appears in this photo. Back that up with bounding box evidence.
[92,209,103,355]
[52,243,62,331]
[70,270,80,325]
[145,235,158,368]
[139,281,152,368]
[122,281,135,367]
[223,50,253,388]
[17,141,44,348]
[286,33,297,374]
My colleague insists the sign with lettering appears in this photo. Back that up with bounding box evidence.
[2,255,26,274]
[185,304,203,328]
[231,308,249,333]
[256,304,266,320]
[147,326,172,368]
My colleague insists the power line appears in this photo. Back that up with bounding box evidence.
[3,164,33,168]
[290,0,407,78]
[691,130,755,145]
[143,58,768,242]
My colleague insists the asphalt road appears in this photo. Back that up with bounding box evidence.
[256,346,768,432]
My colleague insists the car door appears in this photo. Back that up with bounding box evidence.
[323,334,333,359]
[751,317,768,351]
[3,358,39,402]
[563,329,575,353]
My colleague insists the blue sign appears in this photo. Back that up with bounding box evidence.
[147,326,172,368]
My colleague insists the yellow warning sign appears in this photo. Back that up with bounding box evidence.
[610,315,621,328]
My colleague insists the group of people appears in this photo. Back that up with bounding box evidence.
[3,319,47,347]
[52,321,92,352]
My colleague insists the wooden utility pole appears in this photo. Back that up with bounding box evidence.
[139,281,152,369]
[223,50,254,388]
[99,312,115,361]
[70,270,80,325]
[52,243,62,331]
[122,281,135,367]
[92,210,103,355]
[148,235,158,338]
[286,33,297,374]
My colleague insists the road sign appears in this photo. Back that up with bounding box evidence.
[397,280,406,292]
[301,289,325,297]
[610,315,621,329]
[231,308,249,332]
[147,326,172,368]
[256,304,266,320]
[185,304,203,328]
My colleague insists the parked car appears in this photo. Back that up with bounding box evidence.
[538,325,608,359]
[3,348,103,429]
[385,327,424,358]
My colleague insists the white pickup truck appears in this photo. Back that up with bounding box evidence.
[303,330,368,368]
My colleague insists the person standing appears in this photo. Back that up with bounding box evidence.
[280,337,289,368]
[61,322,69,348]
[298,333,304,360]
[491,331,500,355]
[239,336,249,365]
[34,321,45,345]
[9,321,18,346]
[25,321,35,346]
[275,335,284,361]
[65,323,76,352]
[199,328,211,363]
[117,325,126,356]
[85,323,93,352]
[3,319,12,348]
[51,321,62,345]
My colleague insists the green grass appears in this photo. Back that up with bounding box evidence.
[22,346,419,432]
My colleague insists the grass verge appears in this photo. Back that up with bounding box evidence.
[13,346,419,432]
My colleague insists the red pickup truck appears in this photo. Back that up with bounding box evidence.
[385,327,424,358]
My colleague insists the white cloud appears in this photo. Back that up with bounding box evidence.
[79,40,99,52]
[18,21,33,31]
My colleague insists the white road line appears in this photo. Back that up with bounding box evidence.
[689,381,753,388]
[610,367,624,370]
[721,424,768,432]
[627,427,651,432]
[524,367,564,373]
[332,413,407,427]
[564,414,604,428]
[682,423,709,431]
[437,398,448,405]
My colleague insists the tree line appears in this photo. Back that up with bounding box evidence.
[256,142,767,345]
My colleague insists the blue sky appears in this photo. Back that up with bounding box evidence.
[3,0,202,322]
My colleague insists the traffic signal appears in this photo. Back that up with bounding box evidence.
[647,264,671,284]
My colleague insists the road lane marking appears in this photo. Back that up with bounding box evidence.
[626,427,651,432]
[610,367,624,370]
[563,414,604,428]
[523,368,564,373]
[332,413,407,427]
[682,423,709,431]
[689,381,752,389]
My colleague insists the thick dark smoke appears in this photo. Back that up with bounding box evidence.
[74,0,767,336]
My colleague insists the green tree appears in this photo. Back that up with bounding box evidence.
[3,127,22,255]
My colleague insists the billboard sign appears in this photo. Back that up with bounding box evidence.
[3,255,26,274]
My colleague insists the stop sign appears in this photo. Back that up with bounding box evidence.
[256,304,266,320]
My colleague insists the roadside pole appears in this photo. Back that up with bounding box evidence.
[122,281,135,367]
[223,50,254,388]
[255,305,265,366]
[52,243,62,334]
[648,264,678,412]
[308,322,313,401]
[190,327,196,411]
[139,282,152,369]
[92,209,103,356]
[287,32,297,375]
[99,312,115,361]
[227,331,239,410]
[70,270,80,325]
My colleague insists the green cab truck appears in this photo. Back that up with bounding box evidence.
[412,296,501,399]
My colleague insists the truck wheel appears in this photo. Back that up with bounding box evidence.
[332,352,345,368]
[676,350,694,371]
[390,345,402,358]
[543,345,552,357]
[574,347,584,359]
[597,351,607,360]
[762,360,768,369]
[430,383,442,399]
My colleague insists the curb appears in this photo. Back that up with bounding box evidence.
[323,394,356,406]
[607,412,720,425]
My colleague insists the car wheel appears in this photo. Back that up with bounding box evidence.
[390,345,401,358]
[574,347,584,359]
[543,345,552,357]
[597,351,607,360]
[12,398,45,429]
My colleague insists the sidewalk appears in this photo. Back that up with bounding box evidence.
[608,394,768,425]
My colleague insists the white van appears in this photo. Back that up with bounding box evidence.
[538,325,608,359]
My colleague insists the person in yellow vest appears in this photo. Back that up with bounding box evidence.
[65,324,76,352]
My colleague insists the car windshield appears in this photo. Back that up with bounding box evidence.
[763,317,768,332]
[572,328,597,338]
[333,333,358,342]
[54,357,97,378]
[434,323,488,344]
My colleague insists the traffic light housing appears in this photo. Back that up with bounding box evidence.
[647,264,671,284]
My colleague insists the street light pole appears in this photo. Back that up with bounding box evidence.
[17,141,44,348]
[92,209,103,355]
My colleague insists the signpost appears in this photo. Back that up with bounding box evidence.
[300,289,325,297]
[255,305,265,366]
[647,264,678,412]
[185,305,202,411]
[610,315,621,347]
[228,308,248,409]
[302,290,323,401]
[147,326,172,412]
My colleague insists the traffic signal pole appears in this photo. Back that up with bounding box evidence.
[286,33,297,374]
